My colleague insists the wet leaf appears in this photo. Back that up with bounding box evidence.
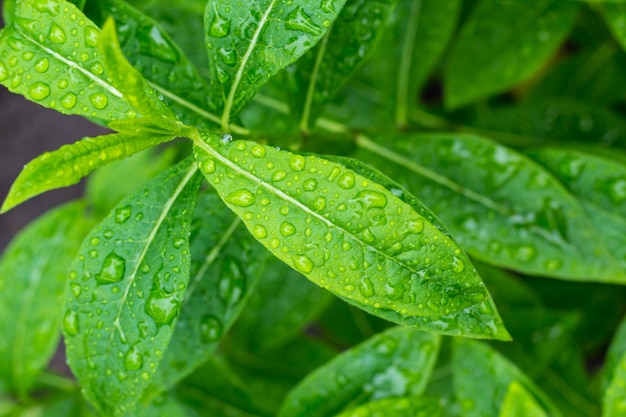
[333,397,442,417]
[278,326,440,417]
[0,0,136,122]
[1,132,174,213]
[453,339,561,417]
[193,132,509,340]
[444,0,580,108]
[63,159,201,416]
[499,381,549,417]
[146,188,268,396]
[0,201,90,396]
[289,0,399,129]
[204,0,347,126]
[355,133,622,282]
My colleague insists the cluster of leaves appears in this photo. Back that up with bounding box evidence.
[1,0,626,416]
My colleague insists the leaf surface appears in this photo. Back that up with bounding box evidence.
[499,381,549,417]
[444,0,579,108]
[278,326,440,417]
[603,3,626,53]
[0,0,136,121]
[453,339,561,417]
[1,132,174,213]
[204,0,347,126]
[193,132,509,340]
[333,397,442,417]
[355,133,622,282]
[63,159,200,416]
[603,353,626,417]
[0,202,90,396]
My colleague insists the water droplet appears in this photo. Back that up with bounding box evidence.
[513,245,536,262]
[96,253,126,284]
[199,315,223,343]
[219,257,246,307]
[34,58,49,73]
[70,283,82,297]
[253,224,267,239]
[220,133,233,143]
[49,22,67,43]
[342,242,352,251]
[451,256,465,273]
[60,92,77,109]
[173,238,186,249]
[209,5,231,37]
[63,309,79,336]
[292,254,314,273]
[358,277,375,298]
[29,82,50,100]
[285,8,321,36]
[115,206,132,224]
[270,238,280,248]
[225,189,255,207]
[0,61,7,81]
[89,93,108,109]
[124,345,143,371]
[290,155,306,172]
[145,285,181,326]
[84,26,99,47]
[544,259,562,271]
[272,170,287,182]
[303,179,318,191]
[356,190,387,209]
[90,62,104,75]
[610,179,626,203]
[251,145,266,158]
[322,19,331,28]
[280,222,296,236]
[313,196,327,211]
[337,172,356,189]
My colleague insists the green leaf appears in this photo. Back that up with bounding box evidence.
[526,148,626,275]
[63,159,200,417]
[91,0,222,130]
[204,0,347,128]
[499,381,549,417]
[603,318,626,393]
[1,132,174,213]
[0,201,90,396]
[453,339,561,417]
[444,0,580,109]
[130,393,188,417]
[193,132,509,340]
[603,347,626,417]
[232,255,333,352]
[289,0,399,130]
[333,397,442,417]
[355,133,622,282]
[603,3,626,52]
[0,0,136,122]
[278,326,440,417]
[146,188,268,396]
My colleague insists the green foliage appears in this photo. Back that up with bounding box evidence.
[1,0,625,415]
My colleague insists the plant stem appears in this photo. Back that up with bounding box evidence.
[395,0,422,128]
[300,33,331,134]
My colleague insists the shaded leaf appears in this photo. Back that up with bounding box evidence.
[193,132,509,340]
[278,326,440,417]
[1,132,174,213]
[499,381,548,417]
[355,133,622,282]
[444,0,579,108]
[0,202,90,396]
[603,317,626,393]
[603,355,626,417]
[204,0,347,126]
[603,3,626,53]
[63,159,200,416]
[333,397,442,417]
[0,0,136,121]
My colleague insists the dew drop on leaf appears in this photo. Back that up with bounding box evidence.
[200,315,223,343]
[220,133,233,143]
[280,221,297,236]
[34,58,49,73]
[253,224,267,239]
[89,93,108,109]
[303,178,318,191]
[29,82,50,100]
[48,22,67,43]
[285,8,322,36]
[292,254,314,273]
[96,252,126,284]
[145,286,181,326]
[114,205,132,224]
[251,145,266,158]
[60,92,77,109]
[358,276,375,298]
[123,345,143,371]
[289,155,306,172]
[63,309,80,336]
[218,257,246,307]
[225,189,255,207]
[337,172,356,189]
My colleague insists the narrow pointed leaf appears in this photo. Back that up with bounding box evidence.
[603,3,626,53]
[63,159,200,416]
[444,0,579,108]
[145,188,268,396]
[90,0,221,129]
[499,381,549,417]
[453,339,561,417]
[333,397,442,417]
[355,133,622,282]
[0,0,136,122]
[527,148,626,275]
[0,201,90,396]
[1,132,174,213]
[278,326,440,417]
[205,0,347,124]
[193,132,509,340]
[289,0,399,127]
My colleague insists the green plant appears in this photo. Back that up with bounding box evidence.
[1,0,626,415]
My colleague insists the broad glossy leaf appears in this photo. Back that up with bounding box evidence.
[1,132,174,213]
[90,0,221,129]
[472,100,626,147]
[0,201,90,396]
[333,397,442,417]
[444,0,579,108]
[146,188,268,396]
[604,3,626,52]
[453,339,561,417]
[0,0,136,121]
[278,326,440,417]
[527,148,626,275]
[604,354,626,416]
[232,255,332,352]
[355,133,621,282]
[193,132,509,340]
[499,381,548,417]
[289,0,399,129]
[204,0,347,125]
[63,159,200,416]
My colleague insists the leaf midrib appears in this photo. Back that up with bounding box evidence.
[395,0,422,126]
